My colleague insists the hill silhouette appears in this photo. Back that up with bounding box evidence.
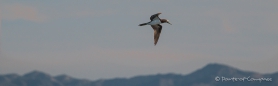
[0,63,277,86]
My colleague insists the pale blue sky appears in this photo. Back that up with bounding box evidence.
[1,0,278,80]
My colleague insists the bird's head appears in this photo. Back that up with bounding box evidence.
[161,19,172,25]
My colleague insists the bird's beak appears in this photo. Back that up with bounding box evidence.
[167,22,172,25]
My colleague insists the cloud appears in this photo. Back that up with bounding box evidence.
[204,9,236,33]
[2,3,47,22]
[0,9,2,56]
[266,13,278,31]
[204,8,278,33]
[70,10,116,18]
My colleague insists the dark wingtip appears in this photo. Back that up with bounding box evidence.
[139,23,147,26]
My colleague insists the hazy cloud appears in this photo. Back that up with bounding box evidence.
[2,3,47,22]
[266,13,278,31]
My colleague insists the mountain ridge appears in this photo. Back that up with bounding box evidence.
[0,63,277,86]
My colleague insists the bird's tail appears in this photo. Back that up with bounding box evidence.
[139,23,148,26]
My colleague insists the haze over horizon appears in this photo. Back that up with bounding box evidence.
[1,0,278,80]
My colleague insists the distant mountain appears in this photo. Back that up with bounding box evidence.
[0,63,277,86]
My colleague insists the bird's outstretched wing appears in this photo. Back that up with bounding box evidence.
[151,24,162,45]
[150,13,161,21]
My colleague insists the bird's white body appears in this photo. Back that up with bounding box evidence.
[148,19,161,25]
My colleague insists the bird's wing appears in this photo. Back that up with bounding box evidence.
[150,13,161,21]
[151,24,162,45]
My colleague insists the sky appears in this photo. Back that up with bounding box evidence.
[1,0,278,80]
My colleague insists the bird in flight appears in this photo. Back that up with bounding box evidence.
[139,13,172,45]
